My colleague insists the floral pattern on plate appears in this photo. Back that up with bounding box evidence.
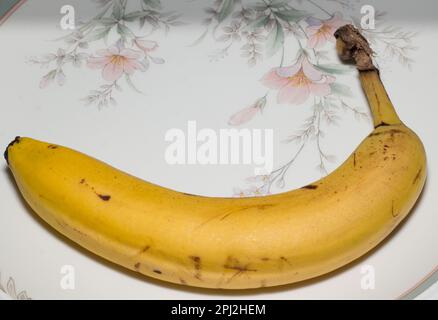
[0,273,31,300]
[190,0,416,195]
[29,0,182,108]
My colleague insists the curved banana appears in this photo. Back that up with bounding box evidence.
[4,26,426,289]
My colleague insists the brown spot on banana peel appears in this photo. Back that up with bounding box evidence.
[47,145,58,149]
[375,122,391,129]
[302,184,318,190]
[391,200,399,218]
[153,269,162,274]
[134,262,141,270]
[413,168,423,185]
[97,194,111,201]
[181,192,197,197]
[225,270,252,284]
[190,256,201,269]
[140,245,150,253]
[224,263,256,273]
[280,256,292,266]
[195,204,275,229]
[179,278,187,285]
[79,179,111,201]
[353,152,357,167]
[224,256,257,284]
[368,129,405,138]
[189,256,202,280]
[218,212,233,222]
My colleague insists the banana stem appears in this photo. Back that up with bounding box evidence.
[334,25,402,127]
[359,70,401,127]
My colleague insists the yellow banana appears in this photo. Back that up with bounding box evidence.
[4,26,426,289]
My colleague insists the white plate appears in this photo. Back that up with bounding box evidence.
[0,0,437,299]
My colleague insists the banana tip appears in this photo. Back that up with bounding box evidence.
[4,136,21,165]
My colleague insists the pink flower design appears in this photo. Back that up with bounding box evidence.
[228,96,267,126]
[134,39,158,54]
[87,46,146,82]
[261,55,335,105]
[134,38,165,65]
[306,12,349,49]
[228,107,260,126]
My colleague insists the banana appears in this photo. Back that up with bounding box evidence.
[4,25,426,289]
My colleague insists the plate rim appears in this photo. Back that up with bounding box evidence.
[0,0,26,26]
